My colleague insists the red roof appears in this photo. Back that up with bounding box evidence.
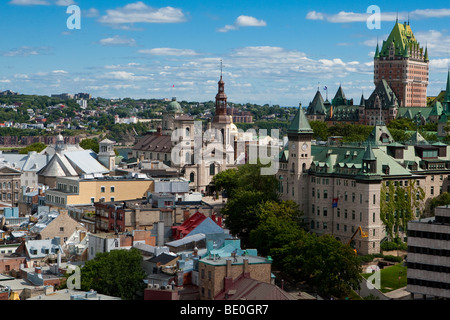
[171,212,207,240]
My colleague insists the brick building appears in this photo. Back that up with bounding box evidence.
[374,20,429,107]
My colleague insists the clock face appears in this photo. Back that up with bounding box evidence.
[302,143,308,151]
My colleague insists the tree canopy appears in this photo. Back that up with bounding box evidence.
[19,142,47,154]
[77,248,147,300]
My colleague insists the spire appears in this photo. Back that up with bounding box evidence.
[213,73,230,124]
[444,70,450,110]
[360,92,365,106]
[424,46,429,62]
[403,44,410,58]
[374,43,380,59]
[363,143,376,161]
[288,105,313,134]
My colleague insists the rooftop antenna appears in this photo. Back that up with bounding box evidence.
[396,10,398,23]
[219,59,223,78]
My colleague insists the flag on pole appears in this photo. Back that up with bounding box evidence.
[332,198,338,208]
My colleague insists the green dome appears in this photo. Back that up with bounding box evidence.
[167,97,182,113]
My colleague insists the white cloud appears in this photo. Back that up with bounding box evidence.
[83,8,99,18]
[429,58,450,71]
[9,0,49,5]
[1,46,51,57]
[410,8,450,19]
[415,30,450,57]
[99,35,137,47]
[306,8,450,24]
[98,1,186,27]
[100,71,148,81]
[55,0,74,6]
[306,11,324,20]
[218,15,267,32]
[138,48,199,56]
[9,0,74,5]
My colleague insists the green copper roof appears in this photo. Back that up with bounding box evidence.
[332,85,348,107]
[445,70,450,104]
[379,22,424,59]
[430,101,443,116]
[306,90,327,115]
[288,107,313,134]
[363,144,376,161]
[424,47,429,62]
[374,43,380,58]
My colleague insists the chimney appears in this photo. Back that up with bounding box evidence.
[157,127,162,136]
[243,258,250,278]
[224,259,233,290]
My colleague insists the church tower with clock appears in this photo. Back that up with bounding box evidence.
[278,104,313,213]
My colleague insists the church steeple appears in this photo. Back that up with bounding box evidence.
[212,70,230,125]
[444,70,450,112]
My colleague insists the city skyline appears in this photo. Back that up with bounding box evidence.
[0,0,449,106]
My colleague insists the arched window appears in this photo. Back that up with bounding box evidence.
[185,152,191,164]
[186,127,190,138]
[302,163,306,172]
[190,172,195,183]
[210,163,215,176]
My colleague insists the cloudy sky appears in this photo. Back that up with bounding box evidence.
[0,0,449,106]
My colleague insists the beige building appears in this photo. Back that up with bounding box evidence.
[31,210,87,243]
[198,254,272,300]
[279,106,450,255]
[44,173,154,208]
[0,166,22,207]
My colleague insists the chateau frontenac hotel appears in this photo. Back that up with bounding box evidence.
[305,20,450,130]
[279,21,450,255]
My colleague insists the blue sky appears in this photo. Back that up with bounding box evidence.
[0,0,449,106]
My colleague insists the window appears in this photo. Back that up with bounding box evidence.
[324,190,328,199]
[323,207,328,217]
[59,227,64,232]
[190,172,195,183]
[101,186,105,193]
[110,186,115,193]
[91,197,95,204]
[209,163,215,176]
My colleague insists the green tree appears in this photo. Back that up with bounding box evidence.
[309,120,329,141]
[427,192,450,215]
[80,138,99,153]
[19,142,47,154]
[380,180,425,239]
[213,162,279,200]
[274,234,362,299]
[249,200,304,256]
[79,248,146,300]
